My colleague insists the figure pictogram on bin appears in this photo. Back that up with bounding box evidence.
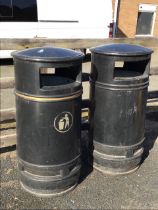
[54,112,73,133]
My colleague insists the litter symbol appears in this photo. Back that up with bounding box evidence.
[54,112,73,133]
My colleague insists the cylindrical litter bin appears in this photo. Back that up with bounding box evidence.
[12,47,84,196]
[89,44,153,175]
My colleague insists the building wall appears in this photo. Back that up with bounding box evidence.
[116,0,158,37]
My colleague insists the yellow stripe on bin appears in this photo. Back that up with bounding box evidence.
[15,91,82,102]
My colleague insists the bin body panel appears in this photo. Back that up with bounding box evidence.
[90,44,153,175]
[92,86,147,147]
[16,97,81,165]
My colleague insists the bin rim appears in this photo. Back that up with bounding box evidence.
[11,47,84,62]
[90,43,153,56]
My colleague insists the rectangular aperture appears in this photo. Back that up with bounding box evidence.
[40,66,80,89]
[114,60,149,79]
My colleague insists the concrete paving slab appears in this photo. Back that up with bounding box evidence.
[149,75,158,91]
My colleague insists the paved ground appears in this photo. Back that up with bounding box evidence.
[0,61,158,209]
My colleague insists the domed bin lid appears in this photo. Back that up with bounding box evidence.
[12,47,84,62]
[90,43,153,56]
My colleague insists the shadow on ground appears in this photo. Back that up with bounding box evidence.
[142,109,158,163]
[79,130,93,184]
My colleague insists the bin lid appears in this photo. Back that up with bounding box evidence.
[12,47,84,62]
[90,43,153,56]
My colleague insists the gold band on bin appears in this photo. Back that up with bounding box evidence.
[15,91,82,102]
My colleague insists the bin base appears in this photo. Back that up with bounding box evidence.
[93,144,144,175]
[18,157,81,196]
[93,163,140,175]
[20,181,77,197]
[19,169,80,197]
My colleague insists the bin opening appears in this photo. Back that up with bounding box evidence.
[40,66,80,89]
[114,60,149,79]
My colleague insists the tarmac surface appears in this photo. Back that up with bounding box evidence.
[0,61,158,209]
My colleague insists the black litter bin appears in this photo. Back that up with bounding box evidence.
[89,44,153,175]
[12,47,84,196]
